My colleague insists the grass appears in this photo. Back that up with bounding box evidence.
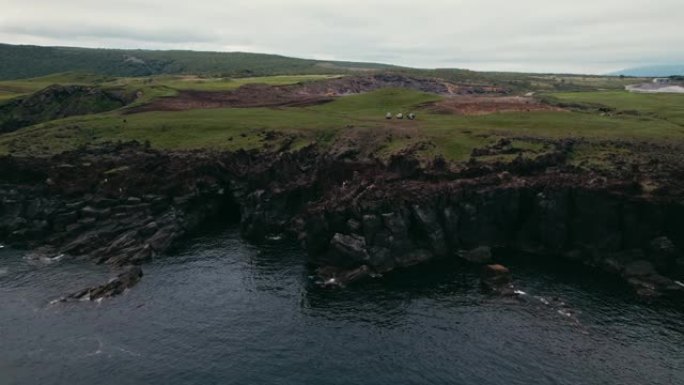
[155,75,342,91]
[0,91,22,102]
[2,71,684,170]
[0,88,430,154]
[103,74,342,92]
[3,86,684,163]
[549,91,684,126]
[0,73,343,106]
[0,72,113,97]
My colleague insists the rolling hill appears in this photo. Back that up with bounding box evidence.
[0,43,398,80]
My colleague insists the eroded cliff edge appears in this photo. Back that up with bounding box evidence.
[1,142,682,301]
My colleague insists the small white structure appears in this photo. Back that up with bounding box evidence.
[396,113,404,120]
[407,113,416,120]
[385,112,393,119]
[653,78,671,84]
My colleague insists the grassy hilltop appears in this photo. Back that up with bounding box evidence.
[1,74,682,166]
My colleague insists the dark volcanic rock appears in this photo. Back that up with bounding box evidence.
[1,142,684,301]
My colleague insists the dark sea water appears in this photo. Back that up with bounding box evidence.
[1,230,682,385]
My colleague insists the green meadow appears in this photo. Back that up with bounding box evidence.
[2,73,683,166]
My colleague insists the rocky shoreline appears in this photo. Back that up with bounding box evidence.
[1,142,683,301]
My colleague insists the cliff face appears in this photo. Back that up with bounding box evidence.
[299,175,684,298]
[0,143,682,301]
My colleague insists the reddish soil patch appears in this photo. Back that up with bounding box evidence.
[427,96,565,116]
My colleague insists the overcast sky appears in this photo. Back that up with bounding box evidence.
[1,0,682,74]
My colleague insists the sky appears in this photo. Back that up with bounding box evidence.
[1,0,682,74]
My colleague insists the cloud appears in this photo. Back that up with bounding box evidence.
[1,0,682,73]
[2,23,220,44]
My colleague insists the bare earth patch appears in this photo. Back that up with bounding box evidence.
[427,96,565,116]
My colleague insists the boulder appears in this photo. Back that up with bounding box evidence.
[481,264,515,296]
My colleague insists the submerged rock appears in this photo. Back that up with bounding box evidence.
[315,265,373,288]
[63,266,143,302]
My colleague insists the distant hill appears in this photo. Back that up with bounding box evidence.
[610,65,684,77]
[0,43,398,80]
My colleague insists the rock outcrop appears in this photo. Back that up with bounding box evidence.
[296,156,684,299]
[0,85,134,133]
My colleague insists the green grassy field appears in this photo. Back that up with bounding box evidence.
[3,84,683,163]
[550,91,684,126]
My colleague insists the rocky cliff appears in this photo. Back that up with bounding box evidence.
[1,142,682,301]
